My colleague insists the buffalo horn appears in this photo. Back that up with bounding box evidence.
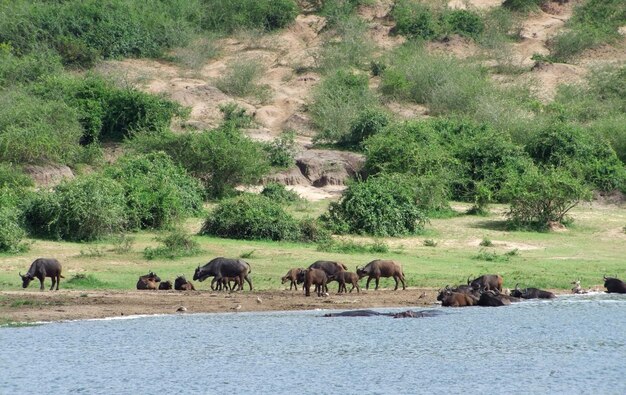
[515,283,519,291]
[467,276,471,285]
[19,272,24,278]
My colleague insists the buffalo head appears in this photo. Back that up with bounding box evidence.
[193,266,201,281]
[19,272,33,288]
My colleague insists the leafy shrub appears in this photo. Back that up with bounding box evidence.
[264,131,297,168]
[379,44,491,115]
[219,102,254,129]
[317,15,374,72]
[0,163,33,188]
[340,108,390,149]
[201,0,298,32]
[500,166,592,230]
[261,182,300,203]
[144,229,201,260]
[215,58,270,102]
[31,74,188,144]
[104,152,204,230]
[310,69,380,145]
[440,9,484,39]
[0,0,198,67]
[0,44,63,87]
[0,89,84,165]
[109,234,135,254]
[200,194,300,241]
[298,217,332,243]
[0,206,28,253]
[525,123,626,192]
[319,0,372,27]
[392,1,439,40]
[479,237,493,247]
[502,0,544,12]
[127,125,269,199]
[321,173,428,236]
[24,174,127,241]
[317,237,389,254]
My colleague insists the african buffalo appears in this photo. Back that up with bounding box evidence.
[356,260,406,290]
[137,272,161,290]
[510,284,556,299]
[439,290,478,307]
[281,268,305,290]
[19,258,64,291]
[327,271,360,293]
[603,276,626,294]
[304,268,327,297]
[159,280,173,290]
[468,274,503,292]
[193,257,253,291]
[308,261,347,292]
[477,290,511,307]
[174,276,195,291]
[436,284,478,301]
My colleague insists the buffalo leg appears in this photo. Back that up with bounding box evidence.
[244,275,253,291]
[366,277,372,290]
[39,278,45,291]
[50,276,56,291]
[375,277,380,290]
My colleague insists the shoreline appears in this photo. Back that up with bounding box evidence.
[0,288,444,324]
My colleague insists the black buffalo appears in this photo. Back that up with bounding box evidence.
[308,261,347,292]
[603,276,626,294]
[356,260,406,290]
[193,258,253,291]
[510,284,556,299]
[281,268,305,291]
[468,274,503,292]
[20,258,64,291]
[159,280,173,290]
[327,271,361,293]
[137,272,161,290]
[439,290,478,307]
[175,275,196,291]
[304,268,328,297]
[477,290,512,307]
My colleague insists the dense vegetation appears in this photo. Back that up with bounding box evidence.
[0,0,624,253]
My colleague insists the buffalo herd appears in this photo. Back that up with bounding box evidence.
[16,258,626,309]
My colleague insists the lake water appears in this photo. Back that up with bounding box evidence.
[1,293,625,394]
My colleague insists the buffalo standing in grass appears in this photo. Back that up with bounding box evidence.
[328,271,361,293]
[304,268,327,297]
[19,258,64,291]
[193,257,253,291]
[281,268,305,291]
[356,260,406,290]
[137,272,161,290]
[603,276,626,294]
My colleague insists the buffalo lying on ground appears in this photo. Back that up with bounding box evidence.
[159,280,173,290]
[439,290,478,307]
[137,272,161,290]
[468,274,503,292]
[603,276,626,293]
[478,290,512,307]
[281,268,305,291]
[175,276,195,291]
[193,257,253,291]
[510,284,556,299]
[437,284,478,301]
[304,268,327,297]
[356,260,406,290]
[19,258,64,291]
[327,271,361,293]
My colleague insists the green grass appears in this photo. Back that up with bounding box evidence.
[0,202,624,292]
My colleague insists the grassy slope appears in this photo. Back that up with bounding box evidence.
[1,201,623,292]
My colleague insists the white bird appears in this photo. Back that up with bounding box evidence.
[256,297,262,304]
[232,304,242,310]
[176,306,187,312]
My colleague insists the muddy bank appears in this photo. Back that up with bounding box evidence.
[0,288,439,323]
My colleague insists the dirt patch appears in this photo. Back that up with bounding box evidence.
[23,164,74,188]
[0,288,440,323]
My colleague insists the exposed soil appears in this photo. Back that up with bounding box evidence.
[1,288,439,323]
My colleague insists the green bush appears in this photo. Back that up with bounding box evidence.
[440,9,484,39]
[526,123,626,192]
[502,0,544,12]
[214,58,270,102]
[321,173,428,236]
[0,163,33,189]
[264,131,297,168]
[0,0,199,67]
[200,194,300,241]
[104,152,204,230]
[0,206,28,253]
[310,69,379,145]
[501,166,592,230]
[341,108,390,149]
[31,74,188,144]
[319,0,372,27]
[317,15,374,72]
[0,44,63,87]
[127,125,269,199]
[261,182,300,203]
[298,217,332,243]
[201,0,298,32]
[316,237,389,254]
[24,174,127,242]
[144,229,201,260]
[0,89,84,165]
[391,1,439,40]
